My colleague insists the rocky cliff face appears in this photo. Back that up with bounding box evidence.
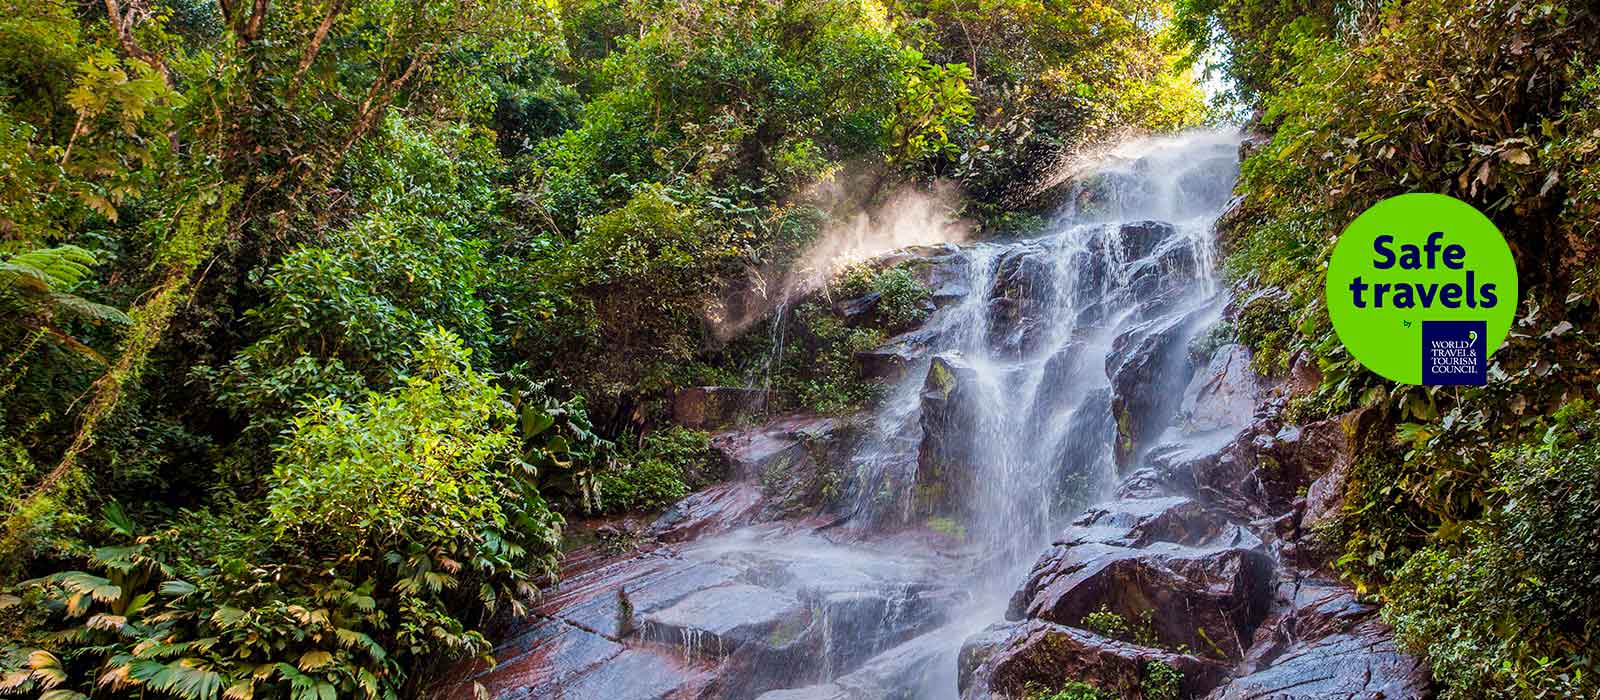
[436,131,1430,700]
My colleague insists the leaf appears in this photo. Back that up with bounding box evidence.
[102,502,137,536]
[160,580,198,597]
[520,406,554,437]
[1501,148,1532,165]
[144,659,223,700]
[223,680,255,700]
[39,691,89,700]
[297,651,333,672]
[57,572,121,603]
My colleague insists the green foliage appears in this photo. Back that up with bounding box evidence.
[1082,605,1160,649]
[1025,680,1117,700]
[1382,400,1600,700]
[3,331,564,700]
[1141,661,1181,700]
[782,301,887,414]
[595,427,717,515]
[889,61,977,163]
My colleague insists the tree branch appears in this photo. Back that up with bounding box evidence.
[286,0,348,101]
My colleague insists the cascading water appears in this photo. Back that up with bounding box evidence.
[819,128,1243,697]
[459,130,1245,700]
[845,130,1240,550]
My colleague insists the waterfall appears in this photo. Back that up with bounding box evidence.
[844,130,1242,565]
[465,130,1247,700]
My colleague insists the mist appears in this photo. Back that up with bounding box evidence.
[706,180,973,342]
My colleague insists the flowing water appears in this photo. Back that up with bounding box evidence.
[807,129,1243,698]
[470,130,1245,700]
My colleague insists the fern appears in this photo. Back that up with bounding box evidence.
[0,246,130,365]
[0,246,131,325]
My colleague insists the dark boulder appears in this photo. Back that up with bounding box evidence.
[959,620,1229,700]
[1115,220,1178,261]
[1008,542,1275,660]
[914,352,983,516]
[1108,312,1205,468]
[1208,583,1432,699]
[1174,343,1263,435]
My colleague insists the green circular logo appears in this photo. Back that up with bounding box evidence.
[1325,193,1517,385]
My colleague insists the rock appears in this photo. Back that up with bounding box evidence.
[1295,407,1379,533]
[1108,313,1203,467]
[833,291,883,322]
[914,352,983,516]
[1175,344,1262,435]
[987,244,1058,356]
[648,482,764,543]
[1209,583,1431,700]
[1126,243,1200,300]
[641,584,809,659]
[1267,403,1378,537]
[1009,542,1275,659]
[1287,349,1322,396]
[1044,388,1115,518]
[857,328,938,381]
[757,629,954,700]
[1115,221,1177,261]
[959,620,1229,700]
[1064,497,1233,549]
[710,415,854,519]
[674,386,774,430]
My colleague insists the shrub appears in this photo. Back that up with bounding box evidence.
[1,331,564,700]
[1383,401,1600,700]
[594,427,717,515]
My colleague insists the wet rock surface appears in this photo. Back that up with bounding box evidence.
[958,620,1229,700]
[675,387,776,430]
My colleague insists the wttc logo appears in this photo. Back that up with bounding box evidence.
[1325,194,1518,386]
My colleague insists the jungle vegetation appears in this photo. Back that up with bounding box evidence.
[0,1,1201,698]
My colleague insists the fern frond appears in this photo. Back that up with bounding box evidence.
[1,246,100,291]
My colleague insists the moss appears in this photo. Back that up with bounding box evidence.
[925,516,966,539]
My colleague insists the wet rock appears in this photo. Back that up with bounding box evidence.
[833,291,883,322]
[648,482,764,543]
[757,629,953,700]
[1108,313,1205,467]
[1287,349,1322,397]
[1044,388,1115,518]
[987,244,1058,356]
[876,243,970,305]
[641,584,809,659]
[1009,542,1275,659]
[1292,407,1379,534]
[1175,344,1262,435]
[1210,583,1431,700]
[857,328,938,381]
[711,415,854,519]
[1064,497,1233,548]
[547,648,716,700]
[915,352,983,516]
[1115,221,1177,261]
[1126,243,1200,300]
[959,620,1228,700]
[441,618,717,700]
[675,386,774,430]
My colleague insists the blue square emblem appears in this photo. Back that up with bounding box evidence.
[1421,320,1487,385]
